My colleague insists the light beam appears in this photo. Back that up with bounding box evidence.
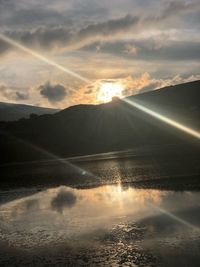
[1,34,199,140]
[123,98,200,140]
[0,33,90,83]
[149,202,200,232]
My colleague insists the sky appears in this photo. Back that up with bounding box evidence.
[0,0,199,108]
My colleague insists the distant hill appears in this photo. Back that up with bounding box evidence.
[0,102,60,121]
[0,80,199,164]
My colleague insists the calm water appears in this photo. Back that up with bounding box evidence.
[0,184,200,266]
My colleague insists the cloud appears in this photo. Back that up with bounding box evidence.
[123,44,139,55]
[51,189,77,213]
[0,84,29,101]
[15,91,29,100]
[39,82,67,103]
[78,14,138,39]
[0,1,108,30]
[0,1,199,56]
[0,15,139,54]
[159,1,200,19]
[121,73,152,95]
[2,8,72,28]
[121,73,200,95]
[0,1,199,109]
[74,73,200,104]
[84,39,200,62]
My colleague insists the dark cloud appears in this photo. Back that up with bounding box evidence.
[0,14,139,53]
[0,39,11,54]
[0,1,108,30]
[0,1,199,55]
[77,14,139,39]
[15,91,29,100]
[51,189,77,213]
[84,39,200,62]
[3,8,72,28]
[160,1,199,19]
[0,84,29,101]
[39,82,67,102]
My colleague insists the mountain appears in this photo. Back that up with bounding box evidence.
[0,80,199,164]
[0,102,60,121]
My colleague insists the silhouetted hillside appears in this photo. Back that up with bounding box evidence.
[0,102,59,121]
[0,80,199,164]
[133,80,200,112]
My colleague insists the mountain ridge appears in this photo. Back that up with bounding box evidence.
[0,102,60,122]
[0,80,199,164]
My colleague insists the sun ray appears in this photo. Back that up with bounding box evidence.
[0,33,90,83]
[0,130,96,181]
[149,202,200,232]
[123,98,200,140]
[1,34,199,141]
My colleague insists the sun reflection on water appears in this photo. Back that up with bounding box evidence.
[0,185,199,249]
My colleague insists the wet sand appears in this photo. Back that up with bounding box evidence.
[0,185,199,267]
[0,144,200,191]
[0,145,200,266]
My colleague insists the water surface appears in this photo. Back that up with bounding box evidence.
[0,184,199,266]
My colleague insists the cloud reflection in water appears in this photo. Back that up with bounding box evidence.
[0,185,199,249]
[51,189,77,213]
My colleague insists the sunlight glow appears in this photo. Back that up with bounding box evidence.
[0,33,90,83]
[97,82,124,103]
[117,180,122,194]
[123,98,200,140]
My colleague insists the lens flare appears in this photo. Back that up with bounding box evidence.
[0,33,90,83]
[149,202,200,232]
[123,98,200,140]
[0,34,199,140]
[0,130,96,181]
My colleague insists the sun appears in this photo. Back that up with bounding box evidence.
[97,82,124,103]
